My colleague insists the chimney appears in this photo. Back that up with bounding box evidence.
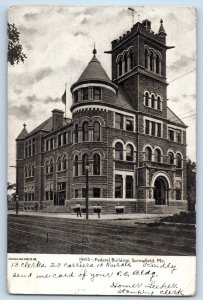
[52,109,64,130]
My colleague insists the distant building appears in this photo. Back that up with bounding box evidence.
[16,19,187,213]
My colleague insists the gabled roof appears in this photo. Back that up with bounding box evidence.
[167,107,186,126]
[77,52,111,84]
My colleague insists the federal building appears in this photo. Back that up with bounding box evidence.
[16,19,187,214]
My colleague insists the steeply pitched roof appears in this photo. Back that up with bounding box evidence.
[167,107,186,126]
[116,86,134,111]
[77,53,111,84]
[16,126,28,140]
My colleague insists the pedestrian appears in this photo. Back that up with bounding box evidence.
[15,198,19,215]
[97,204,101,218]
[76,202,82,217]
[35,203,38,212]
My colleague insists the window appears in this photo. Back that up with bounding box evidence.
[93,153,100,175]
[176,154,182,168]
[157,97,161,110]
[28,164,31,177]
[145,48,149,69]
[151,95,155,109]
[82,154,88,175]
[63,132,67,145]
[118,58,122,76]
[46,191,49,201]
[145,92,149,107]
[93,121,100,141]
[129,50,133,69]
[62,156,67,170]
[145,147,152,161]
[115,142,123,160]
[25,141,28,158]
[150,52,154,71]
[93,87,101,100]
[32,138,36,155]
[45,161,49,174]
[82,122,88,141]
[151,121,156,136]
[156,54,160,74]
[124,53,128,73]
[50,183,54,200]
[154,149,161,163]
[126,118,134,131]
[126,144,134,161]
[115,113,123,129]
[46,140,49,151]
[175,181,182,200]
[145,120,150,134]
[169,129,175,141]
[82,188,87,198]
[74,90,79,103]
[126,176,133,199]
[115,175,123,198]
[50,159,54,173]
[157,123,161,137]
[58,134,62,147]
[176,131,181,143]
[93,188,101,198]
[57,157,61,171]
[83,88,88,100]
[74,189,79,198]
[28,140,32,157]
[74,155,79,176]
[75,124,79,143]
[168,152,174,165]
[50,138,54,150]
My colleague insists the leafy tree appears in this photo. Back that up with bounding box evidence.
[7,23,27,66]
[186,159,196,212]
[7,182,16,191]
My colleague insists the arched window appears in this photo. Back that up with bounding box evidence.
[74,155,78,176]
[45,161,49,174]
[28,164,31,177]
[176,154,182,168]
[150,51,154,71]
[168,152,174,165]
[154,149,161,163]
[31,164,35,176]
[145,48,149,69]
[82,154,88,175]
[126,144,134,161]
[57,157,61,171]
[151,94,155,109]
[129,50,133,69]
[93,153,100,175]
[25,165,28,178]
[75,124,79,143]
[118,58,122,76]
[156,54,160,74]
[115,142,123,160]
[50,159,54,173]
[145,147,152,161]
[124,53,128,73]
[62,156,67,170]
[145,92,149,106]
[157,96,161,110]
[82,122,88,141]
[93,121,100,141]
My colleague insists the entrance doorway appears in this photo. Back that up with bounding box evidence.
[154,177,169,205]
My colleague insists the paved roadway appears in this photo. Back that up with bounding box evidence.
[7,214,196,256]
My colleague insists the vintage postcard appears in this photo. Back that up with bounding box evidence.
[7,6,196,295]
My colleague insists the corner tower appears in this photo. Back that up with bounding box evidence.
[110,19,174,116]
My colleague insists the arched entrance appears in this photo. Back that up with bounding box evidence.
[154,176,169,205]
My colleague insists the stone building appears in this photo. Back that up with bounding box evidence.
[16,19,187,214]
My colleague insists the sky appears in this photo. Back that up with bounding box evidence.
[8,6,196,184]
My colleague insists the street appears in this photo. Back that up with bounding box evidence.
[8,214,196,256]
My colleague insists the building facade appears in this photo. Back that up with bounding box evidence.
[16,19,187,214]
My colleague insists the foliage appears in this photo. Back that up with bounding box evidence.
[186,159,196,211]
[8,23,27,66]
[7,182,16,191]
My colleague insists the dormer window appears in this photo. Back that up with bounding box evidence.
[93,87,101,100]
[83,88,88,100]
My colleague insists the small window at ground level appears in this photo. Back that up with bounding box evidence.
[93,188,101,198]
[115,175,123,198]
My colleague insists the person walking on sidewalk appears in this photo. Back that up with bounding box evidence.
[96,204,101,218]
[15,199,19,215]
[76,202,82,217]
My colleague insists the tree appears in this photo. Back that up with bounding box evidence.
[7,182,16,191]
[186,159,196,212]
[7,23,27,66]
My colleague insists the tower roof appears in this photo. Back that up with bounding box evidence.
[158,19,166,35]
[16,124,28,140]
[77,49,111,83]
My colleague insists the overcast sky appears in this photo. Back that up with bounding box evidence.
[8,6,196,184]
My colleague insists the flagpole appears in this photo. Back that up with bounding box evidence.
[65,83,67,118]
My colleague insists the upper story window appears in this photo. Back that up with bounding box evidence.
[116,47,133,78]
[168,152,174,165]
[176,153,182,168]
[93,153,100,175]
[144,118,162,137]
[83,88,88,100]
[74,87,102,102]
[82,154,88,175]
[154,148,162,163]
[126,117,134,131]
[126,144,134,161]
[25,138,36,158]
[82,121,88,141]
[115,113,123,129]
[115,142,123,160]
[75,124,79,143]
[144,91,162,111]
[93,87,101,100]
[144,46,162,76]
[93,121,101,141]
[168,127,182,143]
[145,147,152,161]
[74,155,79,176]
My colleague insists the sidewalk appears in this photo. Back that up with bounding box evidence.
[8,210,172,223]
